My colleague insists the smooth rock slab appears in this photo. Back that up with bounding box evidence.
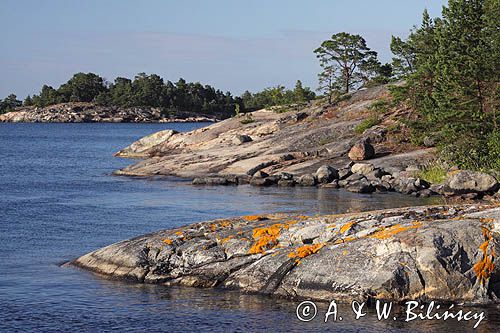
[70,205,500,305]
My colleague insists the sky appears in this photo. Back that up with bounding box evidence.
[0,0,447,99]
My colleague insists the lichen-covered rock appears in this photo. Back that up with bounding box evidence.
[70,205,500,305]
[232,134,252,145]
[348,141,375,161]
[351,163,375,175]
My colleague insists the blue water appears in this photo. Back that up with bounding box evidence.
[0,123,497,332]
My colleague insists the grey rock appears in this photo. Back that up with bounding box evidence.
[192,177,229,186]
[351,163,375,175]
[277,179,296,187]
[338,168,352,180]
[315,165,339,183]
[445,170,499,194]
[298,174,317,186]
[345,179,375,193]
[232,134,253,145]
[250,177,274,186]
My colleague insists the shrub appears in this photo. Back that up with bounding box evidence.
[354,116,381,134]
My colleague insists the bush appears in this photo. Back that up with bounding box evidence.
[354,116,381,134]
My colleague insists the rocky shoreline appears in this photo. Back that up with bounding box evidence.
[0,102,217,123]
[69,204,500,305]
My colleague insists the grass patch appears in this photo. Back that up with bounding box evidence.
[416,162,447,184]
[354,116,381,134]
[240,113,255,124]
[369,99,390,114]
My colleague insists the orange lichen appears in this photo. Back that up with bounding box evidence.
[248,223,283,254]
[220,235,234,244]
[340,221,356,234]
[369,221,422,240]
[327,224,337,229]
[243,215,268,222]
[220,220,231,228]
[175,231,183,236]
[334,236,356,244]
[288,244,324,259]
[210,224,217,232]
[163,238,173,245]
[473,227,495,285]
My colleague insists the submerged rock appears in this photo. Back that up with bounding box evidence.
[70,205,500,305]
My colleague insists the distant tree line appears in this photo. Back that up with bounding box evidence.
[241,80,316,111]
[2,73,317,118]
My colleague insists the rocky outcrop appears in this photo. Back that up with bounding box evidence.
[114,85,437,180]
[70,204,500,305]
[115,130,178,158]
[0,102,217,123]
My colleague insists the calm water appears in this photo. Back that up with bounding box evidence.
[0,123,497,332]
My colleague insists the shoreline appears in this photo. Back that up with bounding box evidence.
[68,203,500,306]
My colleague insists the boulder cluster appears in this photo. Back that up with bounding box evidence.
[193,164,500,199]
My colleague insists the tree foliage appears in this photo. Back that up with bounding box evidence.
[314,32,382,103]
[393,0,499,170]
[0,94,21,114]
[241,80,315,111]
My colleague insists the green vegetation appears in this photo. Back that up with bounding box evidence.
[416,162,448,184]
[0,94,21,114]
[369,99,390,114]
[241,80,315,111]
[4,72,243,119]
[240,113,255,124]
[390,0,499,171]
[355,116,381,134]
[314,32,391,103]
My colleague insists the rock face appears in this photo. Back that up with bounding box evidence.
[445,171,499,195]
[70,205,500,305]
[0,102,217,123]
[115,130,178,158]
[112,85,437,180]
[348,141,375,161]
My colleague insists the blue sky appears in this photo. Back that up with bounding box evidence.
[0,0,447,99]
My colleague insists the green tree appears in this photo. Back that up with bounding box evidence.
[23,95,33,106]
[32,85,60,107]
[0,94,22,113]
[314,32,380,98]
[57,72,107,103]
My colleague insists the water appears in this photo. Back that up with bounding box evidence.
[0,123,497,332]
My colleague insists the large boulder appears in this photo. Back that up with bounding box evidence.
[351,163,375,175]
[348,141,375,161]
[315,165,339,184]
[445,170,499,195]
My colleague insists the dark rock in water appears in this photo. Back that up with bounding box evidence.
[71,205,500,305]
[417,189,433,198]
[232,134,253,145]
[348,141,375,161]
[320,180,339,188]
[315,165,339,184]
[237,175,252,184]
[253,170,269,179]
[298,174,317,186]
[277,179,296,187]
[192,177,229,186]
[444,170,499,195]
[250,177,274,187]
[280,172,294,180]
[345,179,375,193]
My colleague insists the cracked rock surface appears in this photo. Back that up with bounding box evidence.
[70,204,500,305]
